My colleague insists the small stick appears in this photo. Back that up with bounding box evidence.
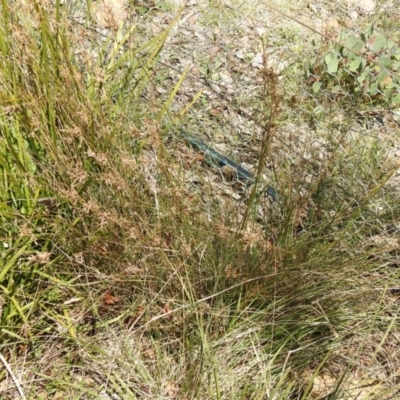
[0,354,26,400]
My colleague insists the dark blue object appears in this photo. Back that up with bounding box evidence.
[185,135,278,201]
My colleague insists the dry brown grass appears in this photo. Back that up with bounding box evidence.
[0,1,400,399]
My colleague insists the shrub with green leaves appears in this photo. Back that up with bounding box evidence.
[309,25,400,107]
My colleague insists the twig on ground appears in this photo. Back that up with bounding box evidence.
[0,353,26,400]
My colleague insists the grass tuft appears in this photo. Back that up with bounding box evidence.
[0,1,400,399]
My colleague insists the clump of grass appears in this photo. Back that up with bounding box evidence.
[0,0,181,384]
[1,1,400,399]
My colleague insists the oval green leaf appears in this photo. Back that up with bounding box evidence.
[331,85,340,93]
[312,81,322,93]
[371,34,387,53]
[369,82,378,95]
[391,93,400,105]
[357,71,368,84]
[344,35,364,57]
[387,38,396,49]
[325,53,339,74]
[349,57,362,72]
[379,56,393,69]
